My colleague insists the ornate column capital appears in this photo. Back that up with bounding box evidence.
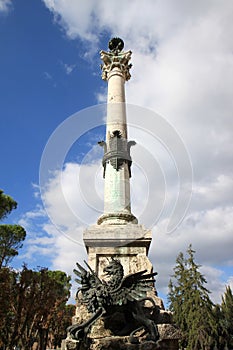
[100,38,132,81]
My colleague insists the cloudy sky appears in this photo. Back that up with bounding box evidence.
[1,0,233,305]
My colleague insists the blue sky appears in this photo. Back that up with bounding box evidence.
[1,0,233,304]
[0,0,102,204]
[0,0,105,268]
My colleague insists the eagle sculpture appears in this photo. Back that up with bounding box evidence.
[67,258,160,344]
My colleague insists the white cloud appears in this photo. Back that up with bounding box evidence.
[42,0,233,181]
[43,71,53,80]
[200,266,225,304]
[36,0,233,304]
[149,203,233,303]
[192,175,233,212]
[60,61,76,75]
[16,201,87,301]
[0,0,12,13]
[42,162,103,230]
[226,276,233,292]
[27,156,232,305]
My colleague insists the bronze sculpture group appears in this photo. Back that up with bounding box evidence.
[68,258,160,345]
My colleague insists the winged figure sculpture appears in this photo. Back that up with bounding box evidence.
[67,257,160,344]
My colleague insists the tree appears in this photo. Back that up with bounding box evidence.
[0,224,26,268]
[212,303,227,350]
[220,286,233,349]
[47,304,76,348]
[168,245,217,350]
[0,189,17,220]
[0,190,74,349]
[0,267,17,349]
[35,270,72,350]
[0,189,26,268]
[0,266,72,350]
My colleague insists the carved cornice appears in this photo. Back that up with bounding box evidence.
[100,49,132,81]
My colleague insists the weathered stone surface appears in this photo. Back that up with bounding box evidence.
[65,337,82,350]
[72,295,178,344]
[89,336,178,350]
[100,48,132,82]
[64,333,179,350]
[157,324,181,340]
[89,317,113,339]
[90,337,157,350]
[72,302,89,327]
[84,223,151,249]
[84,224,153,286]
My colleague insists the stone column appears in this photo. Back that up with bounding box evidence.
[83,39,152,274]
[98,38,137,225]
[69,39,180,350]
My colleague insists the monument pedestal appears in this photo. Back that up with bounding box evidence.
[64,38,181,350]
[84,224,153,278]
[63,224,181,350]
[65,332,180,350]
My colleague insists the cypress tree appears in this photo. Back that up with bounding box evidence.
[168,245,217,349]
[221,285,233,349]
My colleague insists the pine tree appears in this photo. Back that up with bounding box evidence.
[168,245,217,350]
[0,189,26,268]
[213,303,227,350]
[221,285,233,349]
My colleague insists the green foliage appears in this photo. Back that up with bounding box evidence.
[168,245,217,350]
[0,267,17,349]
[0,224,26,268]
[0,189,74,349]
[0,189,17,220]
[0,265,72,350]
[220,286,233,349]
[0,189,26,268]
[211,286,233,349]
[212,303,227,349]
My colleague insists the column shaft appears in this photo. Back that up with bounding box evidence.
[98,45,137,225]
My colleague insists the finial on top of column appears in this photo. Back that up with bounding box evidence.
[100,37,132,81]
[108,37,124,54]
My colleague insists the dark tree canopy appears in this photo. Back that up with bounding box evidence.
[0,266,72,350]
[0,189,75,350]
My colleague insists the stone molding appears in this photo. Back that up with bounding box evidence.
[83,224,151,249]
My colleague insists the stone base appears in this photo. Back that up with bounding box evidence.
[83,224,153,280]
[64,334,179,350]
[83,223,151,249]
[70,223,181,350]
[158,324,181,341]
[71,296,180,349]
[64,337,81,350]
[91,337,157,350]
